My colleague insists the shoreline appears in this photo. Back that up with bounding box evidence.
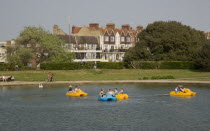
[0,80,210,86]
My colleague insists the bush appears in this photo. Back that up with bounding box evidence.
[40,62,124,70]
[131,61,196,69]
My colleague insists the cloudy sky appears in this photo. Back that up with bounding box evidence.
[0,0,210,41]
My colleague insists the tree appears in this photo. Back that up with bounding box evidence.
[195,40,210,71]
[8,26,75,67]
[124,21,206,66]
[6,45,32,65]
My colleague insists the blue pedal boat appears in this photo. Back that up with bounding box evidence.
[98,93,117,101]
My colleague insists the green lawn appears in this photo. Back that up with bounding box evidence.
[0,69,210,81]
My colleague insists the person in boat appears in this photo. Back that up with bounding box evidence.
[68,85,75,93]
[175,85,181,92]
[119,88,124,94]
[74,85,80,92]
[175,85,184,93]
[107,89,114,96]
[179,85,185,92]
[99,88,106,97]
[114,88,118,95]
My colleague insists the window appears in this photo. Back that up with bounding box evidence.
[126,37,130,42]
[121,45,124,49]
[121,37,125,42]
[105,36,109,42]
[93,44,97,50]
[131,37,134,42]
[110,36,115,42]
[87,44,92,49]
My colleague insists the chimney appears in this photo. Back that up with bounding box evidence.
[136,25,143,31]
[122,24,130,30]
[89,23,99,29]
[106,23,115,29]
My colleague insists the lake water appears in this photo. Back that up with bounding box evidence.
[0,83,210,131]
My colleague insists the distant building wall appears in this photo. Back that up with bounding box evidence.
[0,41,6,63]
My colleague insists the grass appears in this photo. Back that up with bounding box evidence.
[0,69,210,81]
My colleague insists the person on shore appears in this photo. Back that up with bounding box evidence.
[99,88,106,97]
[119,88,124,94]
[114,88,118,95]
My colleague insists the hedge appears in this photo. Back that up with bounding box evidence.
[0,63,34,71]
[132,61,196,69]
[0,63,20,71]
[40,62,94,70]
[97,62,124,69]
[40,62,124,70]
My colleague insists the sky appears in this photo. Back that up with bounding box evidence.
[0,0,210,41]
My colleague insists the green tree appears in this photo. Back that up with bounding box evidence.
[8,26,75,67]
[195,40,210,71]
[124,21,206,66]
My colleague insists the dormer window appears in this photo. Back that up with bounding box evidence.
[121,37,125,42]
[110,36,115,42]
[105,36,109,42]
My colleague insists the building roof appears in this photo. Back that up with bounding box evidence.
[57,35,99,44]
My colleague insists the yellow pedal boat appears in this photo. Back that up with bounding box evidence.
[170,88,196,96]
[116,94,129,100]
[66,90,88,97]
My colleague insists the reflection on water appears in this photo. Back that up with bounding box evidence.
[0,83,210,131]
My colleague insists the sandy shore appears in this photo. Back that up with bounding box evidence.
[0,80,210,86]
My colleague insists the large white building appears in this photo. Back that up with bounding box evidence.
[54,23,143,62]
